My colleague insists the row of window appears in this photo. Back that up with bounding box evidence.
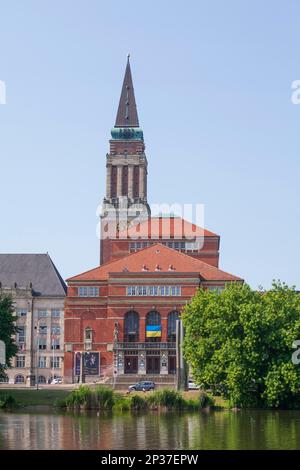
[17,326,61,342]
[78,287,99,297]
[16,309,62,318]
[123,310,179,343]
[8,374,61,384]
[127,285,181,296]
[129,241,204,252]
[15,356,61,369]
[38,325,61,335]
[38,310,61,318]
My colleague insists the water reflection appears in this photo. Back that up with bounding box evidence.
[0,409,300,450]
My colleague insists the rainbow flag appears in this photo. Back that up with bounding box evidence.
[146,325,161,338]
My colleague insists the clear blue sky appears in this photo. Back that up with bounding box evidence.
[0,0,299,289]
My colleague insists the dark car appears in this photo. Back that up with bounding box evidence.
[128,381,155,392]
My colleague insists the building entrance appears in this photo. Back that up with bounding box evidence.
[146,355,160,374]
[124,354,138,374]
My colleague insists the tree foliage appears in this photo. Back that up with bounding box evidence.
[182,282,300,408]
[0,294,18,379]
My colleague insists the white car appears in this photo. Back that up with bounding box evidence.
[188,379,200,390]
[51,378,62,384]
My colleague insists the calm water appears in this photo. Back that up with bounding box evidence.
[0,409,300,450]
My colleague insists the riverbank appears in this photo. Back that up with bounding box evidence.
[0,386,223,411]
[0,389,70,406]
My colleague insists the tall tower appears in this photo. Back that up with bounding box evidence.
[100,56,151,263]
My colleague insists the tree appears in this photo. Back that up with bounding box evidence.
[0,294,18,379]
[182,282,300,408]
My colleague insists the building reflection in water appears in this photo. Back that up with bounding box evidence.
[1,410,300,450]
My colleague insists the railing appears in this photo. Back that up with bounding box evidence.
[114,342,176,351]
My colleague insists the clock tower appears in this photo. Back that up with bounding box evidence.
[100,56,151,263]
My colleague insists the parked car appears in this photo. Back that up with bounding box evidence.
[128,381,155,392]
[51,377,62,384]
[188,379,200,390]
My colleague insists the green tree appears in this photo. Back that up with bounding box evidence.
[182,282,300,408]
[0,294,18,379]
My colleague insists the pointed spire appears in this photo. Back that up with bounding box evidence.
[115,55,139,127]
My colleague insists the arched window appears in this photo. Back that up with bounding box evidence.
[146,310,161,343]
[15,374,24,384]
[168,311,179,342]
[38,375,46,384]
[124,311,139,342]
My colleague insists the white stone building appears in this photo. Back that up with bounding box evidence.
[0,254,66,385]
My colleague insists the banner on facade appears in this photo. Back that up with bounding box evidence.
[75,352,81,376]
[146,325,161,338]
[83,352,100,375]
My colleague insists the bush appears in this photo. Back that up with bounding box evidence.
[146,389,185,410]
[0,394,17,409]
[113,395,131,412]
[130,394,148,410]
[94,387,115,409]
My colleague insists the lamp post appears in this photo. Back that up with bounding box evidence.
[35,320,40,390]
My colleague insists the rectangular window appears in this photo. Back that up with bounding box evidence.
[51,310,60,318]
[51,326,60,335]
[38,356,47,368]
[78,287,99,297]
[208,286,224,294]
[16,356,25,368]
[51,357,60,369]
[17,309,27,317]
[149,286,154,296]
[165,286,170,296]
[51,339,60,350]
[39,325,47,335]
[170,286,176,296]
[38,310,47,319]
[137,285,144,296]
[160,286,165,296]
[39,338,47,350]
[17,326,26,343]
[127,286,132,296]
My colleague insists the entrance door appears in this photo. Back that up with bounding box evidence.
[146,356,160,374]
[124,355,138,374]
[168,356,176,374]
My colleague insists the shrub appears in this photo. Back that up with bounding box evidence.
[94,386,115,409]
[130,394,148,410]
[146,389,185,410]
[0,394,17,409]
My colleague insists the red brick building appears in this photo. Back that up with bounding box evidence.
[64,57,242,383]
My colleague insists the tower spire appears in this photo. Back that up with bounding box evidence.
[115,55,139,127]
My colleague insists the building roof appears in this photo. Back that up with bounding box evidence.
[67,243,241,283]
[115,55,139,128]
[116,216,219,240]
[0,254,67,297]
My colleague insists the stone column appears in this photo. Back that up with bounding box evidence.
[160,351,168,375]
[138,351,146,375]
[139,166,145,199]
[128,165,134,200]
[106,165,112,199]
[117,165,122,197]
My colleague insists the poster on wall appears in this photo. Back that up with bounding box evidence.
[83,352,100,375]
[75,352,81,376]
